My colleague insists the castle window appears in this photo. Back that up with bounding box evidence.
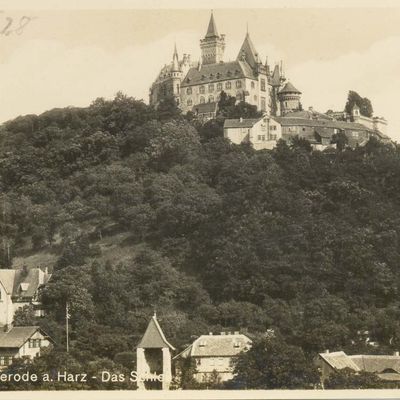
[217,83,222,91]
[187,99,193,106]
[251,81,255,89]
[208,83,214,92]
[186,87,192,95]
[261,79,266,91]
[209,95,214,103]
[225,82,231,89]
[176,84,180,93]
[200,96,205,104]
[199,86,205,94]
[236,80,242,88]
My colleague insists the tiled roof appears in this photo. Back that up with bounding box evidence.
[0,326,40,348]
[179,334,252,358]
[224,117,262,129]
[137,316,175,350]
[276,117,373,132]
[237,33,258,69]
[181,61,256,87]
[349,355,400,374]
[12,268,51,299]
[285,110,333,120]
[0,270,16,294]
[192,102,218,114]
[279,81,301,94]
[319,351,360,371]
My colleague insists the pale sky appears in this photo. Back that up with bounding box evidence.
[1,5,400,140]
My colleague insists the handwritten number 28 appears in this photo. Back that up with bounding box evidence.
[1,16,32,36]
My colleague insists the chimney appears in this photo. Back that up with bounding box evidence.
[220,332,226,335]
[394,351,399,356]
[234,331,240,335]
[325,349,330,354]
[209,332,213,335]
[227,331,231,335]
[239,117,243,123]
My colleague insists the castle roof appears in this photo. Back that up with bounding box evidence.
[275,117,373,132]
[237,33,258,69]
[279,81,301,94]
[205,12,219,38]
[175,333,252,359]
[270,64,282,86]
[137,315,175,350]
[181,60,256,87]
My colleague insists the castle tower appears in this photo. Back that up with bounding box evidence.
[170,43,182,104]
[136,314,175,390]
[200,12,225,65]
[278,81,302,115]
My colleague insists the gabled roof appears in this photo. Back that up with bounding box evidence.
[270,65,282,86]
[192,102,218,114]
[137,315,175,350]
[176,333,252,358]
[0,270,16,295]
[205,12,219,38]
[12,268,51,299]
[319,351,360,372]
[349,355,400,374]
[224,117,262,129]
[279,81,301,95]
[0,326,52,349]
[237,33,258,69]
[181,60,257,87]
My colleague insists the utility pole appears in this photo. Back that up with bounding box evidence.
[66,302,70,353]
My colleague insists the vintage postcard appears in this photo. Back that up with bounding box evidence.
[1,0,400,399]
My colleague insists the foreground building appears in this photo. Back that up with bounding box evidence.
[150,12,298,117]
[136,314,175,390]
[0,326,53,369]
[175,332,252,383]
[316,350,400,383]
[0,267,51,328]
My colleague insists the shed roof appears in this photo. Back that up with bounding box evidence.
[349,355,400,374]
[319,351,360,371]
[192,102,218,114]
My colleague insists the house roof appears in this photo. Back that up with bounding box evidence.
[181,60,256,87]
[315,127,334,139]
[237,33,258,69]
[137,315,175,350]
[0,326,49,349]
[319,351,360,372]
[349,355,400,374]
[205,13,219,38]
[0,270,16,295]
[192,102,218,114]
[279,81,301,94]
[177,333,252,358]
[224,117,262,129]
[11,268,51,299]
[275,117,373,132]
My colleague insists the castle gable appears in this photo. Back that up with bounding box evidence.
[237,33,259,69]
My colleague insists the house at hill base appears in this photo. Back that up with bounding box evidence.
[174,331,252,383]
[315,350,400,384]
[136,314,175,390]
[0,326,53,370]
[224,115,281,150]
[0,267,52,328]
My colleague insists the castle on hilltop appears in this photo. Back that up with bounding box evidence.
[149,12,301,118]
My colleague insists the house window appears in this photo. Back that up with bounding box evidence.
[186,87,192,95]
[236,80,242,88]
[187,99,193,106]
[199,86,205,94]
[261,97,266,111]
[258,135,266,141]
[261,79,266,91]
[196,359,201,366]
[210,358,215,366]
[218,358,224,366]
[209,95,214,103]
[217,82,222,91]
[270,125,277,131]
[0,356,12,366]
[200,96,205,104]
[270,134,277,140]
[251,81,255,89]
[208,83,214,92]
[225,81,231,89]
[352,131,359,138]
[261,125,266,131]
[29,339,42,348]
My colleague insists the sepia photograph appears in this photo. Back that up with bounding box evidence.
[1,0,400,398]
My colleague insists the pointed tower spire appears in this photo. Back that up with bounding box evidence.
[205,10,219,38]
[172,42,179,71]
[236,31,258,68]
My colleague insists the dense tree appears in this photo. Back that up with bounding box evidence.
[345,90,374,118]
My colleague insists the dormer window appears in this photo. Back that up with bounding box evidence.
[234,342,241,348]
[20,283,29,293]
[227,71,232,77]
[216,73,221,79]
[199,340,206,347]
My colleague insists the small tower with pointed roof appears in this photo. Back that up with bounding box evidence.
[278,81,302,116]
[136,314,175,390]
[200,12,225,65]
